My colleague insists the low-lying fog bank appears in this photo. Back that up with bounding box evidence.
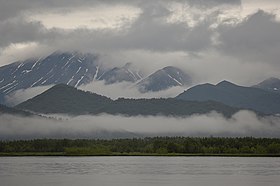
[1,110,280,140]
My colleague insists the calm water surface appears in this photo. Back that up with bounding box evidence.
[0,157,279,186]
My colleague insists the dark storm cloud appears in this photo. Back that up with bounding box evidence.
[0,0,103,21]
[186,0,240,7]
[0,18,59,48]
[21,2,214,53]
[0,0,241,20]
[118,3,213,52]
[0,0,240,52]
[217,10,280,66]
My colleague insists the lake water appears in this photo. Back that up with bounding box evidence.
[0,156,279,186]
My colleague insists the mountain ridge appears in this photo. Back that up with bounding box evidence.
[16,84,113,115]
[0,51,105,104]
[253,77,280,93]
[99,63,143,84]
[176,80,280,114]
[16,84,241,117]
[137,66,192,92]
[0,52,192,105]
[0,104,36,117]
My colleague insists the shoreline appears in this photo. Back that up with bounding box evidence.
[1,137,280,157]
[1,152,280,157]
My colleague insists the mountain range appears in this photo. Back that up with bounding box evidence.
[98,62,143,84]
[176,80,280,114]
[3,78,280,117]
[16,84,240,117]
[0,52,103,104]
[137,66,191,92]
[1,51,280,116]
[0,104,34,116]
[253,77,280,93]
[0,51,192,104]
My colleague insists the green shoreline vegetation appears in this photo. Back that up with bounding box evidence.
[1,137,280,157]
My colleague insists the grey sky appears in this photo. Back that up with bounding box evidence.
[0,0,280,85]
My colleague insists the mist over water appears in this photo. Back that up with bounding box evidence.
[1,110,280,140]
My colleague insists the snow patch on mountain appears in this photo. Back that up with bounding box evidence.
[137,66,192,93]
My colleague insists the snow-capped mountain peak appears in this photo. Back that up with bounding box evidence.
[0,51,104,104]
[98,62,143,84]
[137,66,192,93]
[0,52,193,105]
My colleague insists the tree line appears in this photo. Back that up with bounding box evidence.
[1,137,280,155]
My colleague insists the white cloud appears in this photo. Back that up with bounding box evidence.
[80,80,186,100]
[241,0,280,17]
[5,85,53,106]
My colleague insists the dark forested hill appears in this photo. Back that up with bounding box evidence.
[97,98,239,117]
[0,104,34,116]
[16,84,113,115]
[176,80,280,114]
[16,84,240,117]
[253,77,280,93]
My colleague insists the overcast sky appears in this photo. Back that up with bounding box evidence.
[1,0,280,85]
